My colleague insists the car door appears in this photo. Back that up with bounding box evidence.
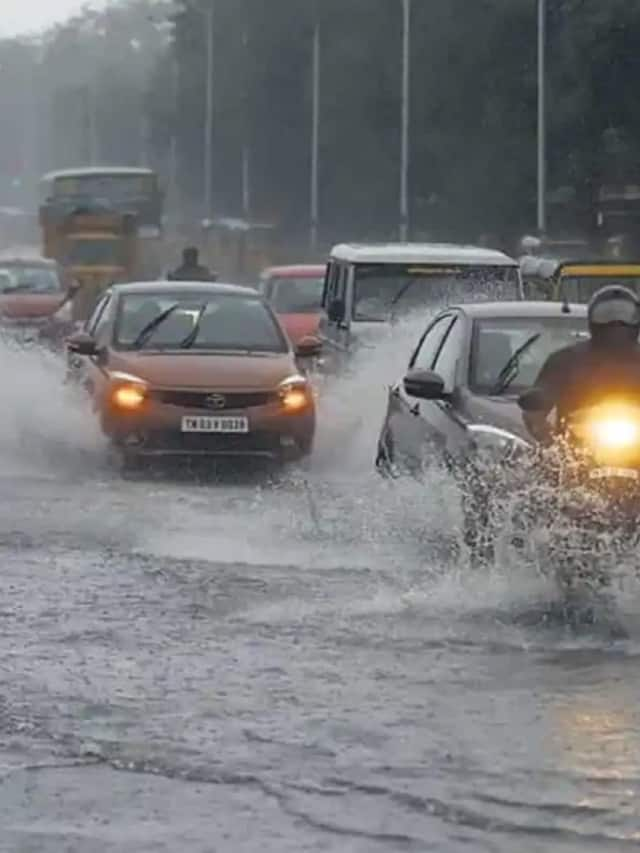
[68,290,112,392]
[416,313,472,462]
[383,312,456,471]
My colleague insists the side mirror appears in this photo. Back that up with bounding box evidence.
[517,387,549,412]
[295,335,323,359]
[403,368,446,400]
[327,298,346,324]
[67,330,98,356]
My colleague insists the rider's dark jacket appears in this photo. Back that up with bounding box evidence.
[532,339,640,427]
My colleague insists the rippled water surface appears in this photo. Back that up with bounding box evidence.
[1,322,640,851]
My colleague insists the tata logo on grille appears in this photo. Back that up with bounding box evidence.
[205,393,226,410]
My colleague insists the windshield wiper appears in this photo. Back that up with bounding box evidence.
[178,302,208,349]
[389,278,421,317]
[491,332,541,395]
[132,303,180,349]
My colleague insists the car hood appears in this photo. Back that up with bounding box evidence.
[107,350,299,390]
[277,313,322,344]
[0,294,64,319]
[467,394,531,442]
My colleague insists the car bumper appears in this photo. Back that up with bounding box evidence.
[103,401,315,461]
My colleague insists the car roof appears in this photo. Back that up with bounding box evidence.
[110,281,260,297]
[41,166,154,181]
[329,242,518,267]
[450,300,588,319]
[261,264,326,278]
[0,253,57,267]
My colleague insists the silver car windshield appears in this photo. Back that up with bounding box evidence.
[471,316,589,394]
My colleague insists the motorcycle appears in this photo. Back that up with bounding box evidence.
[510,391,640,597]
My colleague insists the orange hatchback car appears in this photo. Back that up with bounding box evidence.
[66,281,322,465]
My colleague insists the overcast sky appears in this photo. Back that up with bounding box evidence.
[1,0,105,37]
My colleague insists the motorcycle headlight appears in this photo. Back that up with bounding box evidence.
[584,415,639,450]
[571,403,640,462]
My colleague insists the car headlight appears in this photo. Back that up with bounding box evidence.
[108,371,148,411]
[468,424,532,463]
[278,374,312,412]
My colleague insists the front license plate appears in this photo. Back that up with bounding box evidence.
[590,467,639,481]
[181,416,249,434]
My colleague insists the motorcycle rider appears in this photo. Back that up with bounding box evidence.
[168,246,217,282]
[522,285,640,444]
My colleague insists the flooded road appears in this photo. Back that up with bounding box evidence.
[1,329,640,851]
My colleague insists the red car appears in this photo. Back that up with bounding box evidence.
[259,264,326,345]
[0,256,77,346]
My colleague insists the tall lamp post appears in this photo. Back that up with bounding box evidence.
[310,4,321,251]
[203,2,214,219]
[400,0,411,242]
[537,0,546,234]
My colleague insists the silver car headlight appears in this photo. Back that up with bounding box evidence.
[468,424,532,465]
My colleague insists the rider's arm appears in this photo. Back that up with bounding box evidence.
[522,351,564,444]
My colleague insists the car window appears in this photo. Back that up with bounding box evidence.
[114,291,288,352]
[0,264,62,294]
[410,314,455,370]
[86,292,110,335]
[93,294,113,343]
[432,316,465,390]
[470,316,589,393]
[269,276,325,313]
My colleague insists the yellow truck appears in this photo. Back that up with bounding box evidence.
[40,207,138,321]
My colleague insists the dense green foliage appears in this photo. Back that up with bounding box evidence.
[1,0,640,248]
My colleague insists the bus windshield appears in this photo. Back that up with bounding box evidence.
[41,171,162,232]
[353,264,520,321]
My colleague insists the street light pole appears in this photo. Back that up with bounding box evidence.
[204,2,214,219]
[310,3,320,251]
[537,0,546,234]
[400,0,411,242]
[241,12,251,220]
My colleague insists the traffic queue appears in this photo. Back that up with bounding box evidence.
[5,238,640,594]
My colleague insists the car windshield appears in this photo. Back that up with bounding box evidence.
[560,275,640,303]
[66,239,125,267]
[115,292,288,352]
[269,276,325,313]
[0,265,62,294]
[471,316,589,394]
[353,264,520,321]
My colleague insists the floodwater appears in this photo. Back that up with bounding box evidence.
[1,318,640,852]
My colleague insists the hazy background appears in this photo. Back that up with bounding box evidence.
[1,0,640,257]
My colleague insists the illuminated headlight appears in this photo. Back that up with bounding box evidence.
[576,405,640,451]
[108,371,148,411]
[278,374,312,412]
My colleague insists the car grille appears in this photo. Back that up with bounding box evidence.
[153,390,277,410]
